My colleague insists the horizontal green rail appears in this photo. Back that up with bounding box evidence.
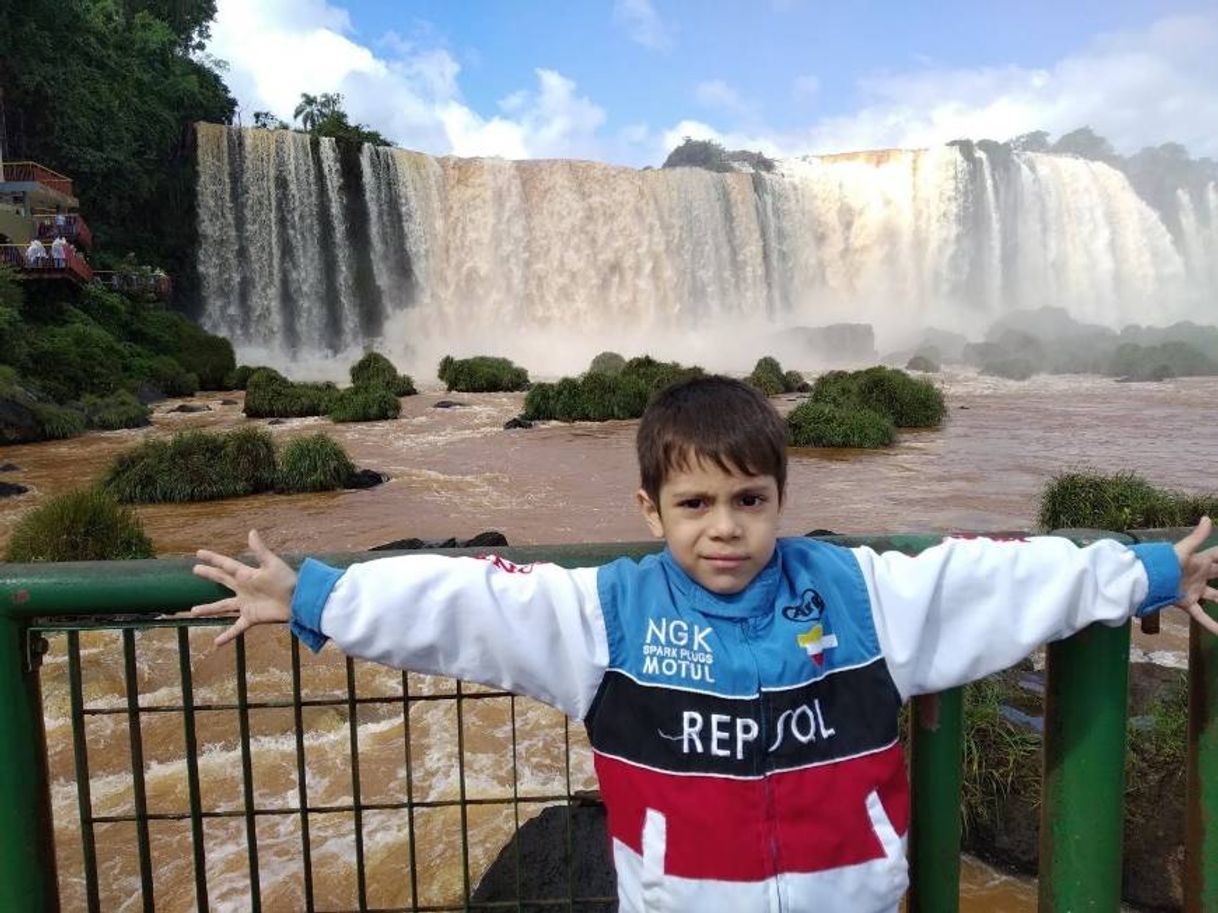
[0,530,1214,911]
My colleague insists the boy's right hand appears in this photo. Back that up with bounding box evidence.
[191,529,297,647]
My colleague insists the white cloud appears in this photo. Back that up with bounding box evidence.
[613,0,674,50]
[206,0,607,160]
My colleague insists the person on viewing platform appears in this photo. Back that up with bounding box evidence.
[191,374,1218,913]
[50,235,66,269]
[25,237,47,267]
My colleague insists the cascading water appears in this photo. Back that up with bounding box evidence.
[195,124,1215,376]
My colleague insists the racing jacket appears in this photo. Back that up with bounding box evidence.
[289,535,1180,913]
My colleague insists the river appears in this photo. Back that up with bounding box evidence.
[4,369,1205,911]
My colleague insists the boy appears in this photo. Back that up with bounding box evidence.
[192,375,1218,913]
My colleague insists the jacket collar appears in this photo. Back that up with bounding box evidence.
[658,546,782,619]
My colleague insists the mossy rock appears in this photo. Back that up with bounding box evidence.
[5,487,154,562]
[440,356,530,393]
[104,428,278,503]
[329,386,402,422]
[811,366,945,429]
[588,351,627,376]
[787,400,895,448]
[276,433,356,493]
[243,368,338,418]
[522,356,701,422]
[350,352,416,396]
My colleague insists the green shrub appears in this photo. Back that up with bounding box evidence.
[24,322,128,401]
[329,386,402,422]
[906,354,940,373]
[227,364,267,390]
[141,354,198,396]
[438,355,456,385]
[82,391,151,430]
[748,356,786,396]
[5,488,154,562]
[522,357,702,422]
[783,370,809,392]
[787,401,895,448]
[350,352,416,396]
[105,429,279,503]
[1038,471,1218,531]
[276,433,355,493]
[31,402,87,440]
[588,351,627,376]
[223,427,279,494]
[441,356,530,392]
[243,368,338,418]
[811,366,945,429]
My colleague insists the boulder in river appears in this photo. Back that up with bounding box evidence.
[370,531,508,551]
[0,481,29,498]
[344,469,389,490]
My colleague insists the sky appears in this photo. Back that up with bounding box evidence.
[205,0,1218,165]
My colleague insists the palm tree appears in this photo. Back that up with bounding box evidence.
[294,92,345,132]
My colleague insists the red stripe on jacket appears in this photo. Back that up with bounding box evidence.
[593,743,909,881]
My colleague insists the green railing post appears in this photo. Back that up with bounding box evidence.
[1038,618,1132,911]
[0,614,59,912]
[1186,598,1218,912]
[907,688,964,913]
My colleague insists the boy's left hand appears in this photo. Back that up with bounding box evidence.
[1172,516,1218,636]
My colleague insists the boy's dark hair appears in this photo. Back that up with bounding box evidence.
[637,374,788,506]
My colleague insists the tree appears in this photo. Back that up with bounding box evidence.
[252,110,289,130]
[1051,127,1117,163]
[293,91,390,146]
[1009,130,1050,153]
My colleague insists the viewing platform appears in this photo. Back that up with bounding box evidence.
[32,212,93,249]
[0,161,76,200]
[0,531,1215,911]
[0,243,94,284]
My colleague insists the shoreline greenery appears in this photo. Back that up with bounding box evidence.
[103,427,357,503]
[788,366,945,449]
[1038,471,1218,531]
[522,355,703,422]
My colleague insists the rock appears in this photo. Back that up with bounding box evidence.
[168,403,211,413]
[267,418,286,426]
[0,397,43,444]
[504,417,533,429]
[134,382,167,405]
[804,529,839,537]
[464,531,509,548]
[220,398,240,405]
[0,481,29,498]
[472,802,615,912]
[434,399,466,409]
[370,531,509,551]
[0,462,19,472]
[344,469,388,490]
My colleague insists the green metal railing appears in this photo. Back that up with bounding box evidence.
[1,533,1215,911]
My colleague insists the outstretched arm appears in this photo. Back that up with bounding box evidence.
[855,519,1217,700]
[191,531,610,720]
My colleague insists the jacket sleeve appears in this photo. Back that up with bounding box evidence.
[288,553,610,720]
[852,536,1182,700]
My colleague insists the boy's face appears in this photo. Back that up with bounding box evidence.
[637,456,781,595]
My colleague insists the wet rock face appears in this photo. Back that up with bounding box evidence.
[0,397,42,444]
[472,803,616,912]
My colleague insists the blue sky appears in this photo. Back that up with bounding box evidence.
[207,0,1218,163]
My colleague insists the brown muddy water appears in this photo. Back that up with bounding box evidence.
[3,370,1210,911]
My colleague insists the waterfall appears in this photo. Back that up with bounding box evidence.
[194,124,1214,375]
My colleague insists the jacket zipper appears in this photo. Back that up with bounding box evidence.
[740,618,784,913]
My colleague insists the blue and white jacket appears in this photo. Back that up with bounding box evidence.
[290,535,1180,913]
